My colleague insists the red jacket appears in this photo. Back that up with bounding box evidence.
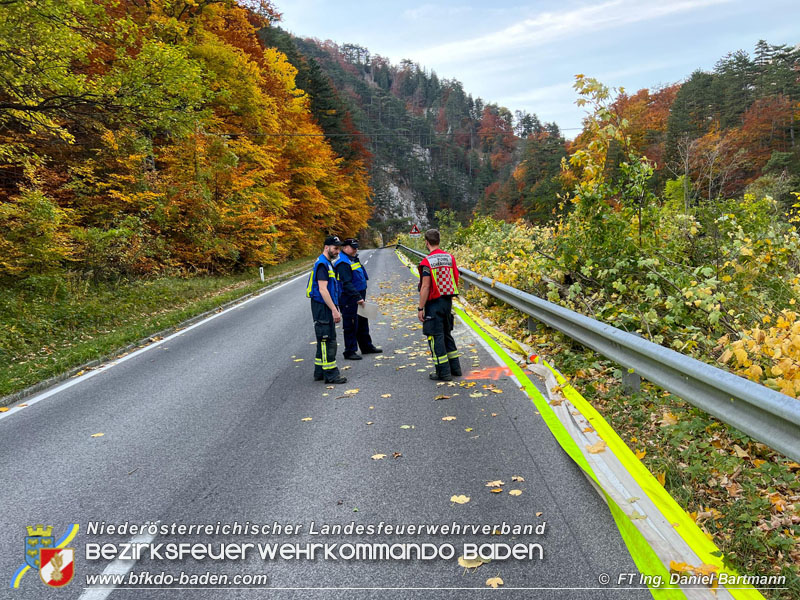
[418,249,459,300]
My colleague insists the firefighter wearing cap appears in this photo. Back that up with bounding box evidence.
[334,238,382,360]
[417,229,462,381]
[306,235,347,384]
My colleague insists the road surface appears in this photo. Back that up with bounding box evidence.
[0,248,648,599]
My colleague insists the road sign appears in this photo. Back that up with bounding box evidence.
[409,224,421,238]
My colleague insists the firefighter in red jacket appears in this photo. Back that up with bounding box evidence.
[417,229,462,381]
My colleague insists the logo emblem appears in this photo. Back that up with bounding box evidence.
[24,525,54,570]
[11,523,79,589]
[39,548,74,587]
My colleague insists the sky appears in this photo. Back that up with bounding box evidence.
[275,0,800,136]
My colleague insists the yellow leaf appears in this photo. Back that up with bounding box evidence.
[371,454,386,460]
[345,389,360,395]
[656,472,666,486]
[366,422,374,425]
[694,564,719,577]
[442,416,457,421]
[458,556,487,569]
[511,475,524,482]
[91,433,105,438]
[301,417,312,422]
[732,444,750,459]
[381,394,391,398]
[0,407,8,412]
[450,495,470,504]
[536,512,543,517]
[635,449,646,460]
[660,412,679,426]
[509,490,522,496]
[719,349,732,364]
[293,358,304,362]
[485,480,505,487]
[669,560,692,573]
[586,440,607,454]
[490,488,503,494]
[486,576,504,588]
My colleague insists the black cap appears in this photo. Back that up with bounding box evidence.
[324,235,342,246]
[341,238,359,248]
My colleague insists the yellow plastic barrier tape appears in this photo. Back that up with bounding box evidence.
[455,296,764,600]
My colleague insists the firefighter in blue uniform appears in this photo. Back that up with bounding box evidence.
[334,238,382,359]
[306,235,347,384]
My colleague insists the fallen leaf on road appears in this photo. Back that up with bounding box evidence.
[549,397,564,406]
[0,407,8,412]
[435,395,450,400]
[486,577,504,588]
[301,417,312,422]
[293,358,304,362]
[485,480,505,487]
[536,512,543,517]
[490,389,503,394]
[450,495,470,504]
[509,490,522,496]
[491,413,498,417]
[586,440,607,454]
[465,427,473,432]
[490,488,503,494]
[469,392,486,398]
[371,454,386,460]
[442,416,457,421]
[392,452,402,459]
[366,422,374,425]
[381,394,392,398]
[458,556,486,569]
[400,425,413,429]
[91,433,104,438]
[345,389,360,395]
[511,475,524,482]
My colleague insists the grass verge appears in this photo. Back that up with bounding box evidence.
[0,257,314,401]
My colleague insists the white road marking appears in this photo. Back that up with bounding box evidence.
[78,523,160,600]
[0,273,308,422]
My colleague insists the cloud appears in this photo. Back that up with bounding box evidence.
[407,0,732,65]
[403,4,473,21]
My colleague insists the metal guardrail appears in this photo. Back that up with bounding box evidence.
[398,244,800,462]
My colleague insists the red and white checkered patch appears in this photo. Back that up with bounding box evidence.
[435,267,455,295]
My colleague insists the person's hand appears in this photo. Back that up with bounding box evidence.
[417,309,425,323]
[357,299,365,306]
[333,308,342,323]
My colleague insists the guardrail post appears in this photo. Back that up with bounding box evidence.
[527,316,537,333]
[621,333,642,396]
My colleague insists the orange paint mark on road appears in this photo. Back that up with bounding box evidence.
[466,366,513,380]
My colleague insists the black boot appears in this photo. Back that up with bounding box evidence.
[429,373,452,381]
[449,357,462,377]
[325,374,348,384]
[343,352,362,360]
[361,347,383,354]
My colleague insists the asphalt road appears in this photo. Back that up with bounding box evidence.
[0,248,649,599]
